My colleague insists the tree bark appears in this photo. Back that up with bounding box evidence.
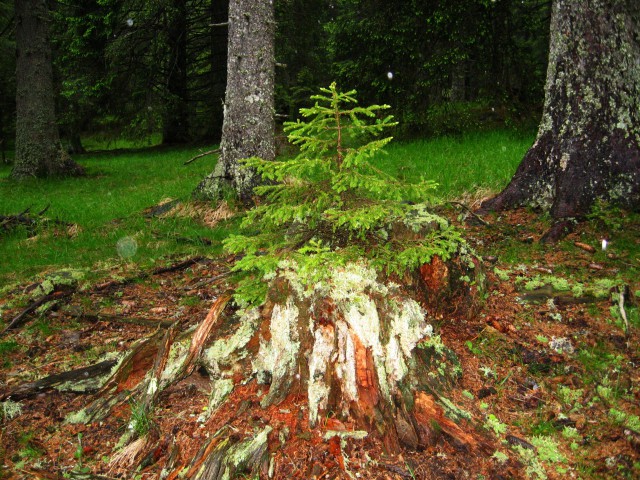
[12,0,83,179]
[194,0,275,202]
[479,0,640,231]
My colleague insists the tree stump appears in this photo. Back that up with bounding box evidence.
[67,256,485,477]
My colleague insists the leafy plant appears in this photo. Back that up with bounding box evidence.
[530,436,566,463]
[609,408,640,431]
[224,83,466,306]
[485,414,508,436]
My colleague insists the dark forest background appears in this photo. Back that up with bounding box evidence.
[0,0,550,157]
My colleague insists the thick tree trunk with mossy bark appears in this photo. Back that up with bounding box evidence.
[478,0,640,241]
[12,0,83,179]
[194,0,275,202]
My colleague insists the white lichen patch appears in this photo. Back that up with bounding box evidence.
[159,337,193,384]
[146,378,158,396]
[65,408,91,425]
[308,324,336,425]
[1,399,23,420]
[335,320,358,402]
[329,262,387,302]
[198,378,234,423]
[385,299,432,384]
[227,425,272,464]
[253,299,300,407]
[322,430,368,441]
[203,308,260,372]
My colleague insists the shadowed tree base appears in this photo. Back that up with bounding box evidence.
[478,129,640,242]
[478,0,640,243]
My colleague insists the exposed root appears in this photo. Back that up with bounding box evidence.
[109,433,156,471]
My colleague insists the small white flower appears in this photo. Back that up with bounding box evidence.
[387,71,394,80]
[126,18,134,27]
[601,239,608,250]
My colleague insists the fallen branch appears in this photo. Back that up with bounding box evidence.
[152,256,205,275]
[0,289,74,337]
[618,286,629,337]
[451,201,491,227]
[0,359,118,400]
[184,148,220,166]
[95,256,207,291]
[81,312,175,329]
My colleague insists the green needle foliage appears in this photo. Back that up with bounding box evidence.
[224,83,466,306]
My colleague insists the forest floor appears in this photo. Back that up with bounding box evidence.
[0,207,638,480]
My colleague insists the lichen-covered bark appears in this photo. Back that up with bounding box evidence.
[12,0,83,179]
[194,0,275,202]
[480,0,640,221]
[245,261,477,451]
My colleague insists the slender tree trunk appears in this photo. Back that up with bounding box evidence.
[194,0,275,202]
[162,0,190,145]
[479,0,640,236]
[12,0,83,179]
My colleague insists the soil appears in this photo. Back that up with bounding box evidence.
[0,209,638,479]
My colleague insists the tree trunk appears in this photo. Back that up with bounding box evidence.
[12,0,83,179]
[63,131,86,155]
[194,0,275,202]
[162,0,190,145]
[479,0,640,235]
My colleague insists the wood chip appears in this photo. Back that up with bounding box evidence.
[574,242,595,253]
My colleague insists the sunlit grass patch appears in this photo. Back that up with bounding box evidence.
[377,129,533,200]
[0,145,222,285]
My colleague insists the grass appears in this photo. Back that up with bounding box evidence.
[0,145,224,286]
[380,129,533,198]
[0,130,532,287]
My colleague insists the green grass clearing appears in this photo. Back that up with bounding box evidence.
[0,130,532,287]
[0,145,224,286]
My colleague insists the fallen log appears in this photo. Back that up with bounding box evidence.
[184,148,220,166]
[0,359,118,400]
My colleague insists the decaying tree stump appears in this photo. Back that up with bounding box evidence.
[66,256,485,477]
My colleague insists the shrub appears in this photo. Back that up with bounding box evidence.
[224,83,466,306]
